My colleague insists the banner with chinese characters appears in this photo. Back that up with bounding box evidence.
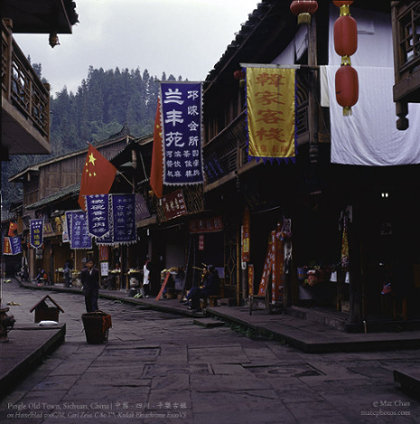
[66,210,92,250]
[161,189,187,221]
[30,219,43,249]
[2,237,20,255]
[246,67,296,162]
[62,214,69,243]
[188,216,223,234]
[112,194,136,244]
[86,194,111,239]
[160,82,204,185]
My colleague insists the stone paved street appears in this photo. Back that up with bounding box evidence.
[1,280,420,423]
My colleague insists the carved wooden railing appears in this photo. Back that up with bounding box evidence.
[392,1,420,129]
[2,19,50,141]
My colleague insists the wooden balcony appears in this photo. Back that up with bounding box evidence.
[2,19,50,154]
[392,1,420,129]
[203,75,309,192]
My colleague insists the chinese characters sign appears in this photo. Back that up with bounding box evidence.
[161,189,187,221]
[188,216,223,234]
[161,82,204,185]
[246,67,296,161]
[3,236,21,255]
[66,211,92,250]
[86,194,111,238]
[112,194,136,244]
[30,219,43,249]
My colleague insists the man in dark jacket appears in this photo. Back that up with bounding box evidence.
[186,265,220,311]
[81,258,99,312]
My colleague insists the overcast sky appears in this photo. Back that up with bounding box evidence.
[14,0,261,96]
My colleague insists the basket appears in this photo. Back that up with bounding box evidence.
[82,312,112,344]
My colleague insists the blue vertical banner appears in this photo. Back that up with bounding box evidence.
[67,210,92,250]
[112,194,136,244]
[10,236,22,255]
[86,194,111,238]
[2,237,20,255]
[161,82,204,185]
[30,219,43,249]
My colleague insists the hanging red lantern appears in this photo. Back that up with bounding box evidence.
[333,0,354,5]
[334,14,357,63]
[335,65,359,116]
[290,0,318,25]
[233,70,245,80]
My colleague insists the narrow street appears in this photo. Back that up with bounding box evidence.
[0,280,419,423]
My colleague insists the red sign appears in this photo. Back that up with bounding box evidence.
[241,207,250,262]
[248,264,254,297]
[161,190,187,221]
[198,234,205,251]
[189,216,223,233]
[99,246,109,261]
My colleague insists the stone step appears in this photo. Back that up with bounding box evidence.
[394,369,420,400]
[193,318,225,328]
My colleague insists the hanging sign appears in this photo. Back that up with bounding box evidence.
[248,264,254,297]
[9,236,22,255]
[86,194,111,238]
[241,208,251,262]
[112,194,136,244]
[198,234,205,251]
[3,237,11,255]
[62,214,69,243]
[161,82,204,185]
[30,219,43,249]
[99,246,109,261]
[189,216,223,233]
[67,210,92,250]
[246,67,296,162]
[161,189,187,221]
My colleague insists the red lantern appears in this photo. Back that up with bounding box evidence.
[334,15,357,60]
[335,65,359,116]
[290,1,318,25]
[333,1,354,6]
[233,70,245,80]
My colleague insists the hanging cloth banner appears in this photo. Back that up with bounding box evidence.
[29,219,44,249]
[3,237,12,255]
[62,214,69,243]
[160,81,204,185]
[112,194,136,244]
[86,194,111,238]
[66,210,92,250]
[245,67,297,162]
[9,236,22,255]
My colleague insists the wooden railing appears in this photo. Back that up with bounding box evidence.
[391,2,420,128]
[393,2,420,77]
[2,19,50,142]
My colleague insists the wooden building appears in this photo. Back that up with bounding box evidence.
[391,1,420,129]
[1,0,78,157]
[198,0,420,329]
[9,128,132,281]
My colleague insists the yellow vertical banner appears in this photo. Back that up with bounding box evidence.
[246,67,296,161]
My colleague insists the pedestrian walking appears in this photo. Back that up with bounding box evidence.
[80,258,99,312]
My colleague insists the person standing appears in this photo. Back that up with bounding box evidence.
[81,258,99,312]
[142,257,151,298]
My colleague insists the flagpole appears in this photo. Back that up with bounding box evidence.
[116,171,135,189]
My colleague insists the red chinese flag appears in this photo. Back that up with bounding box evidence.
[78,144,117,210]
[150,97,164,198]
[8,222,18,237]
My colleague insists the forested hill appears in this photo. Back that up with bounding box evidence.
[51,66,183,156]
[1,64,184,210]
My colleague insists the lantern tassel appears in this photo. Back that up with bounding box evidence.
[343,106,352,116]
[297,12,312,25]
